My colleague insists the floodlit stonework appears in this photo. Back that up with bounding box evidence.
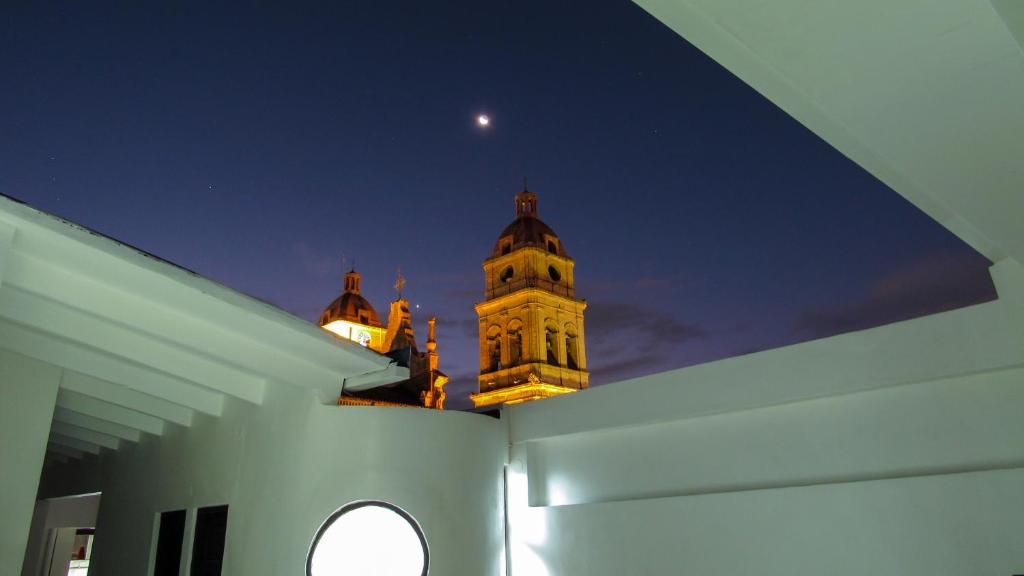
[319,270,447,409]
[472,189,588,408]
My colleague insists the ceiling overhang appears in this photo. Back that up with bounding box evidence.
[0,195,407,464]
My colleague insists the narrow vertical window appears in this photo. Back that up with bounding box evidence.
[565,333,579,370]
[190,505,229,576]
[153,510,186,576]
[546,328,558,365]
[508,328,522,365]
[490,337,502,371]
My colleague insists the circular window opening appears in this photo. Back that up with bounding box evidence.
[307,500,428,576]
[500,266,514,283]
[548,265,561,282]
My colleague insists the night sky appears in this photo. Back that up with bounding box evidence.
[1,2,996,409]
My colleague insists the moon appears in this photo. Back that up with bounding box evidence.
[476,114,491,127]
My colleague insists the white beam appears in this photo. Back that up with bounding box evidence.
[49,432,101,455]
[56,389,164,436]
[0,318,217,417]
[343,363,410,392]
[52,406,140,442]
[0,284,264,404]
[8,251,349,392]
[60,371,193,427]
[49,421,121,451]
[46,444,85,460]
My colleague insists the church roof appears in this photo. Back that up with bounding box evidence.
[342,365,446,406]
[490,190,570,259]
[319,291,383,327]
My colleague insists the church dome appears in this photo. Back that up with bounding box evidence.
[319,270,383,327]
[490,190,570,259]
[319,292,382,327]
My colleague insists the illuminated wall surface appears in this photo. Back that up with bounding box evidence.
[321,319,386,350]
[6,1,1024,574]
[28,384,507,575]
[8,259,1023,576]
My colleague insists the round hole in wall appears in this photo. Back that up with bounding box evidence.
[547,265,561,282]
[307,500,428,576]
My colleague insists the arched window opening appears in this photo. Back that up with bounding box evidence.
[546,327,559,366]
[500,266,514,283]
[547,265,561,282]
[565,332,579,370]
[490,336,502,371]
[307,500,428,576]
[508,327,523,366]
[547,240,558,254]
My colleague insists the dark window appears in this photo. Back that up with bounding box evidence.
[191,505,229,576]
[548,265,561,282]
[359,315,368,324]
[509,330,522,365]
[500,266,514,283]
[547,240,557,254]
[490,337,502,371]
[502,241,511,255]
[566,334,579,370]
[154,510,186,576]
[546,329,559,365]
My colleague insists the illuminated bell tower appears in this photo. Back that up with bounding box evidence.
[471,188,588,408]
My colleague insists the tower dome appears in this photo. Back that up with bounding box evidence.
[491,190,570,259]
[319,269,383,328]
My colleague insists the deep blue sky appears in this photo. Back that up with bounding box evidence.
[1,2,995,408]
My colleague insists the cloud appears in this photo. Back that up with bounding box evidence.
[793,251,996,339]
[585,275,701,298]
[588,353,663,383]
[440,369,479,411]
[585,300,708,385]
[586,301,708,347]
[432,315,479,339]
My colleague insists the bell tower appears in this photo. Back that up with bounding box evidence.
[471,188,588,408]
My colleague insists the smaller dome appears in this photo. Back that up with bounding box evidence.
[320,292,383,327]
[319,270,383,327]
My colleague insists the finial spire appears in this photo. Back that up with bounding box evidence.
[394,268,406,299]
[523,176,528,192]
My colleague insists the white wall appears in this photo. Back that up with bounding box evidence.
[39,384,507,576]
[506,273,1024,576]
[21,493,100,576]
[0,350,61,576]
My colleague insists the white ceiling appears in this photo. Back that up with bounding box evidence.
[0,196,406,464]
